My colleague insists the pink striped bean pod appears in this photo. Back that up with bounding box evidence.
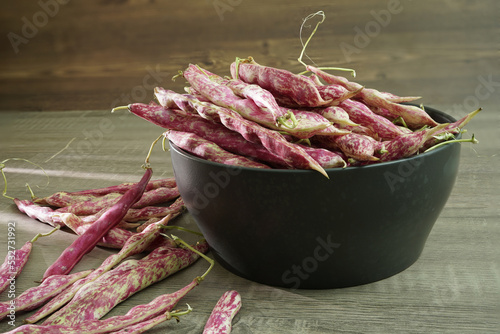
[41,168,152,281]
[45,241,209,326]
[230,57,332,107]
[154,88,327,176]
[0,270,91,320]
[166,130,272,169]
[203,290,242,334]
[339,99,405,140]
[130,100,290,168]
[307,65,437,128]
[377,123,448,161]
[5,277,202,333]
[14,199,63,227]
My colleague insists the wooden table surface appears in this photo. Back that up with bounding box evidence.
[0,1,499,333]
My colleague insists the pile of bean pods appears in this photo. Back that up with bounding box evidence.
[127,57,480,178]
[1,172,242,333]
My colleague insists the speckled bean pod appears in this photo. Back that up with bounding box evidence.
[41,168,152,281]
[316,133,381,162]
[155,88,327,176]
[14,199,63,227]
[45,240,209,326]
[307,65,437,128]
[167,130,272,169]
[203,290,242,334]
[316,106,359,127]
[67,178,176,197]
[25,216,175,324]
[4,277,202,333]
[0,270,92,320]
[184,64,278,126]
[339,99,405,140]
[129,101,291,169]
[377,124,448,161]
[125,196,185,223]
[230,58,332,107]
[0,240,32,295]
[55,193,121,216]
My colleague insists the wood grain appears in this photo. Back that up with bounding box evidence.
[0,106,498,333]
[0,1,499,333]
[1,0,498,111]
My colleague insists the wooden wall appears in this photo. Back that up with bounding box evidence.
[0,0,498,111]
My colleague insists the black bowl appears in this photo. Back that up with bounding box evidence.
[169,106,460,289]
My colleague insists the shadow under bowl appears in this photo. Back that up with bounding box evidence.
[169,106,460,289]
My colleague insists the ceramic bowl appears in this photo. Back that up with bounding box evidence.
[169,106,460,289]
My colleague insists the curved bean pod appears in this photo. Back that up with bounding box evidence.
[0,270,91,320]
[154,88,327,176]
[167,130,272,169]
[203,290,242,334]
[132,98,290,168]
[230,57,332,107]
[41,167,152,281]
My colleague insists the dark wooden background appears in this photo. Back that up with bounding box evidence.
[1,0,498,112]
[0,2,499,333]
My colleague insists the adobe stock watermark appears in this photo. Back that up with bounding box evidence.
[5,221,18,326]
[110,64,170,109]
[59,65,168,169]
[384,158,422,193]
[339,0,412,63]
[7,0,71,54]
[281,234,341,289]
[446,74,500,117]
[188,167,243,215]
[206,0,243,21]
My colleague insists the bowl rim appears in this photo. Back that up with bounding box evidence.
[169,105,460,174]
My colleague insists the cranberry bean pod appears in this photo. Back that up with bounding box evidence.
[230,58,332,107]
[339,99,405,140]
[167,130,272,168]
[279,107,344,139]
[34,192,97,207]
[25,216,175,324]
[360,89,439,128]
[368,106,400,121]
[130,101,291,168]
[307,65,437,128]
[374,91,421,103]
[41,167,152,281]
[46,241,209,326]
[60,212,132,249]
[0,228,59,294]
[14,199,63,227]
[316,106,359,127]
[109,310,180,334]
[315,133,380,162]
[0,270,92,320]
[421,107,481,151]
[55,193,121,216]
[5,278,202,334]
[0,241,32,295]
[67,178,176,197]
[125,196,185,223]
[131,186,180,208]
[183,64,278,126]
[377,124,448,161]
[316,84,362,106]
[300,145,347,168]
[203,290,242,334]
[155,88,327,176]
